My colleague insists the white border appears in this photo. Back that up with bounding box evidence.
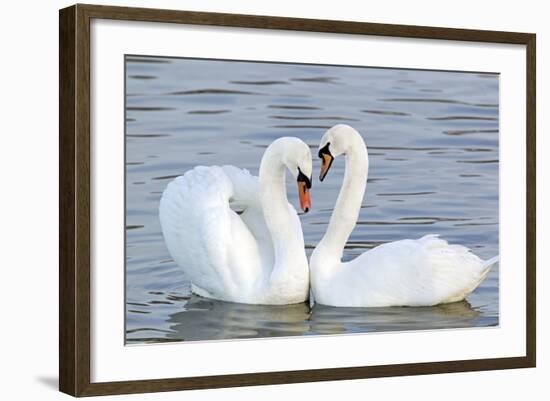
[91,19,526,382]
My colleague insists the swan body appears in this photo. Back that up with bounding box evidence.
[311,124,499,307]
[159,137,312,305]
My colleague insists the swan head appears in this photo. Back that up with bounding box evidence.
[285,138,312,213]
[318,124,363,181]
[272,137,313,213]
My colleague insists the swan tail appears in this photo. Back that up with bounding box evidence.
[483,255,499,269]
[478,255,499,278]
[460,255,499,300]
[415,235,497,303]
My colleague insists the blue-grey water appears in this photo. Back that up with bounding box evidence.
[125,56,499,344]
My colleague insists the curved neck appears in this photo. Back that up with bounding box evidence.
[315,136,368,264]
[259,146,304,266]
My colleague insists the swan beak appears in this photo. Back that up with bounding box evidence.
[319,153,334,182]
[298,181,311,213]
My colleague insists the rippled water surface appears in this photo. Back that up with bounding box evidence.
[125,56,499,344]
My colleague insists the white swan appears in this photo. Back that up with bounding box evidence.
[310,124,499,307]
[159,137,312,305]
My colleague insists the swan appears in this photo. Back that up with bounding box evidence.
[310,124,499,307]
[159,137,313,305]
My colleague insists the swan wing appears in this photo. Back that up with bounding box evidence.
[222,165,304,277]
[159,165,265,301]
[221,165,276,270]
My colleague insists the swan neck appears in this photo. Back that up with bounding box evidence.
[315,137,368,264]
[259,147,304,264]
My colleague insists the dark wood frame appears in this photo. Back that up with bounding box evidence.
[59,3,536,397]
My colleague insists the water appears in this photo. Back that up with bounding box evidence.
[125,56,499,344]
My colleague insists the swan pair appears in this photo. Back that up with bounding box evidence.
[159,124,498,307]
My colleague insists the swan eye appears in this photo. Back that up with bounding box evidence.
[318,142,331,158]
[319,142,334,182]
[297,168,312,189]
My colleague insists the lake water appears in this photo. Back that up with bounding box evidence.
[125,56,499,344]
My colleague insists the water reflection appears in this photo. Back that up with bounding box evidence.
[309,301,486,335]
[166,296,311,342]
[127,295,492,343]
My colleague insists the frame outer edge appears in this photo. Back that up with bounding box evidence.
[75,3,533,43]
[75,3,93,397]
[59,5,77,397]
[60,4,93,397]
[59,3,537,397]
[525,33,536,367]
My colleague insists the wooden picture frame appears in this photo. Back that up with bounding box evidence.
[59,3,536,397]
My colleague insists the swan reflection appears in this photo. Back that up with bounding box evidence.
[165,295,311,341]
[160,296,490,342]
[308,300,485,335]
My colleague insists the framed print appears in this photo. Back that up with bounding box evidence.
[59,4,536,397]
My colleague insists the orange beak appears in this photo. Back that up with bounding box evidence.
[298,180,311,213]
[319,153,334,182]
